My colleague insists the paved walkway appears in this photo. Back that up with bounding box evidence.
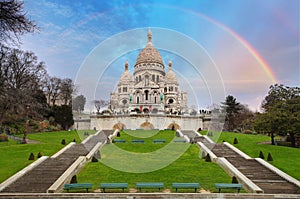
[1,130,112,193]
[182,131,300,194]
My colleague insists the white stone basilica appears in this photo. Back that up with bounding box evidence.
[110,30,188,114]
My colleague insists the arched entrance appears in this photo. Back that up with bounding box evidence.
[143,108,149,113]
[113,122,126,130]
[140,121,154,130]
[167,123,180,130]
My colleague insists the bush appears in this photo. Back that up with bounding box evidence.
[28,152,35,160]
[243,130,253,134]
[233,138,238,144]
[37,152,42,158]
[0,134,8,142]
[70,175,77,183]
[205,154,211,162]
[232,176,238,183]
[267,153,273,161]
[61,139,66,145]
[259,151,264,159]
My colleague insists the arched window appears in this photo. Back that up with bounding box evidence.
[156,75,159,82]
[145,90,149,101]
[145,75,149,86]
[137,96,139,104]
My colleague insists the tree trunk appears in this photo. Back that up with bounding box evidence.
[290,133,296,147]
[271,132,275,145]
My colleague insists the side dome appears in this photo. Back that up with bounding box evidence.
[119,61,133,83]
[135,30,164,66]
[165,61,178,84]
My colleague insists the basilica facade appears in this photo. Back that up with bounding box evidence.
[110,30,188,114]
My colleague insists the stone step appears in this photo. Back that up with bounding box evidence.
[2,131,107,193]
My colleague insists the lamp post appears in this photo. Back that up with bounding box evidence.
[22,105,30,144]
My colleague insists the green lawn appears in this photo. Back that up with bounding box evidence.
[0,130,96,183]
[208,131,300,180]
[1,129,299,193]
[77,130,232,193]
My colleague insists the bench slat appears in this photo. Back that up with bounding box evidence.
[215,183,242,193]
[136,182,164,191]
[64,183,92,193]
[100,183,128,193]
[172,183,200,192]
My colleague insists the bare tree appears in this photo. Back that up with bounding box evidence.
[93,100,109,114]
[73,95,86,113]
[60,78,75,106]
[0,0,38,45]
[43,76,61,106]
[0,45,46,123]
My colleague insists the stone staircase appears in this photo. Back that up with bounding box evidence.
[1,130,111,193]
[211,143,300,194]
[180,131,300,194]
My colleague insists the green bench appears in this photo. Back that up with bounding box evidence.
[113,139,126,143]
[153,139,166,143]
[100,183,128,192]
[215,183,242,193]
[64,183,92,192]
[136,182,164,191]
[174,139,186,143]
[172,182,200,192]
[132,140,145,143]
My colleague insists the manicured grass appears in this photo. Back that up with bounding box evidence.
[205,131,300,180]
[0,130,96,183]
[77,130,232,193]
[114,130,177,152]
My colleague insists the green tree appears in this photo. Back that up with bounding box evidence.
[254,85,300,147]
[221,95,242,131]
[52,105,74,130]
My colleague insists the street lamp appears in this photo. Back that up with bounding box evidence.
[22,105,30,144]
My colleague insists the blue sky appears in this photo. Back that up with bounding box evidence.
[21,0,299,111]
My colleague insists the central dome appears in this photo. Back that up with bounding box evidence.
[135,30,164,66]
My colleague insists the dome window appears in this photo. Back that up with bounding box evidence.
[168,98,174,104]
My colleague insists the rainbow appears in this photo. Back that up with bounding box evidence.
[60,4,278,84]
[172,6,278,84]
[202,14,278,84]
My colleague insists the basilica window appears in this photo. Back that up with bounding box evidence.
[136,77,138,83]
[145,90,149,100]
[156,75,159,82]
[145,75,149,86]
[169,86,173,91]
[152,75,155,82]
[139,75,141,82]
[175,87,178,92]
[137,96,139,104]
[164,87,167,92]
[123,87,127,92]
[118,88,121,93]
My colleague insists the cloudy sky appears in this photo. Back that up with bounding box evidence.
[21,0,299,111]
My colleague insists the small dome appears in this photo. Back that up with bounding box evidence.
[119,61,133,83]
[135,29,164,66]
[165,61,178,84]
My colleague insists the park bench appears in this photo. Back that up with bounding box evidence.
[172,182,200,192]
[100,183,128,192]
[136,182,164,191]
[64,183,92,192]
[132,140,145,143]
[174,139,186,143]
[113,139,126,143]
[153,139,166,143]
[214,183,242,193]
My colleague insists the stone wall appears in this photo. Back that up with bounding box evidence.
[88,114,210,131]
